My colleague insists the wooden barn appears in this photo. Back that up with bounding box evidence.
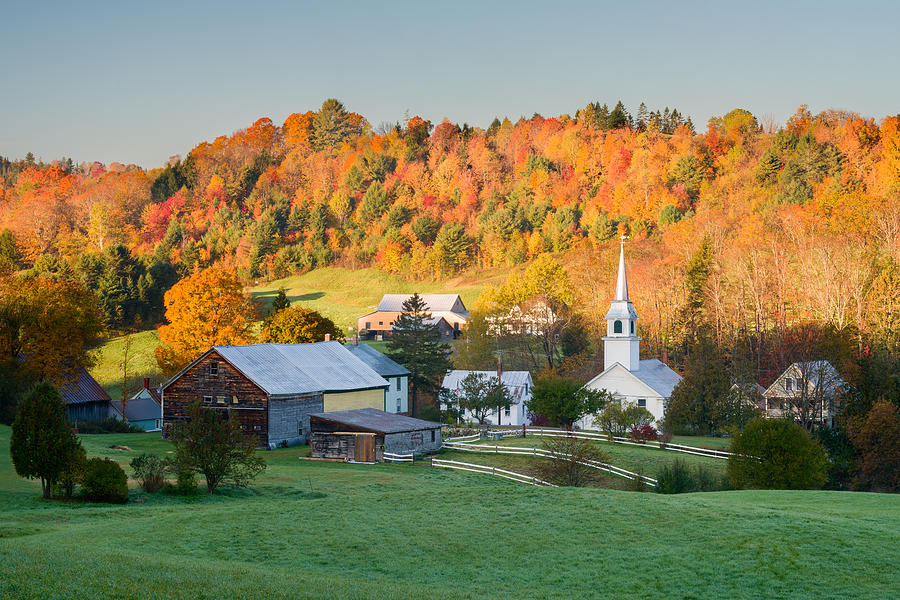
[61,368,116,424]
[309,408,442,462]
[161,342,390,447]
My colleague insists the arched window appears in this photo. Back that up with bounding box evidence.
[614,320,623,334]
[630,321,635,334]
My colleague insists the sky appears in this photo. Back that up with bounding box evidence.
[1,0,898,169]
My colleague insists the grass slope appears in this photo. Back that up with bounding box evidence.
[87,330,161,399]
[1,425,898,600]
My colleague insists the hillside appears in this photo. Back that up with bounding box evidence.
[1,426,898,599]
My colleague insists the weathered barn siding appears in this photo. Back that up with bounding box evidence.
[323,389,384,412]
[268,394,323,446]
[309,432,385,461]
[163,350,269,446]
[384,428,442,454]
[68,402,113,424]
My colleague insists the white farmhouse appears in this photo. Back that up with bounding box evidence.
[576,238,682,429]
[442,370,533,426]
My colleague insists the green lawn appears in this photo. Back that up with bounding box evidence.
[248,265,506,331]
[1,425,898,599]
[87,330,161,399]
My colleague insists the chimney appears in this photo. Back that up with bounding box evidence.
[143,377,150,390]
[324,333,331,342]
[662,350,669,366]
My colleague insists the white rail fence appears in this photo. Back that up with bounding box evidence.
[472,427,731,460]
[383,452,414,463]
[431,458,557,487]
[442,441,657,487]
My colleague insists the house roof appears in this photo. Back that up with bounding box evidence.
[111,396,161,422]
[442,370,533,403]
[309,407,441,434]
[376,294,468,316]
[163,342,389,398]
[585,359,682,399]
[60,368,112,406]
[345,344,410,378]
[130,386,161,404]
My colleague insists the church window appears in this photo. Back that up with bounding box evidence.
[614,320,623,334]
[630,321,635,334]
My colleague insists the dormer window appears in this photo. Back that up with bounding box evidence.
[614,320,623,334]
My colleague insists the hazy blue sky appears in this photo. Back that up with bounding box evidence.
[1,0,898,168]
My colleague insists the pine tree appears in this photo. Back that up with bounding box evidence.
[636,102,649,131]
[387,294,451,417]
[608,101,630,129]
[270,288,291,313]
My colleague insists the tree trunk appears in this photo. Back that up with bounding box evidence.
[41,476,50,499]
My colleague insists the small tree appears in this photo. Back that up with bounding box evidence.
[536,436,608,487]
[82,458,129,503]
[847,399,900,492]
[727,417,827,490]
[259,306,343,344]
[593,400,653,437]
[130,454,170,493]
[171,401,266,493]
[526,374,609,429]
[270,288,291,314]
[10,383,83,498]
[387,293,452,417]
[663,336,733,435]
[457,373,496,424]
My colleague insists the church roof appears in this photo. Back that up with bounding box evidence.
[605,238,639,320]
[585,359,682,399]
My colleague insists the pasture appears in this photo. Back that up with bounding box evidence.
[1,425,898,599]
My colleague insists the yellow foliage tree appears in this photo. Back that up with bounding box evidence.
[155,268,255,374]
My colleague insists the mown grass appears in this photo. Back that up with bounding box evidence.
[86,329,161,400]
[1,425,898,599]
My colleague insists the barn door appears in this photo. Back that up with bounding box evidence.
[354,435,374,462]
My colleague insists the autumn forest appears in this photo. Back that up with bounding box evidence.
[1,99,898,404]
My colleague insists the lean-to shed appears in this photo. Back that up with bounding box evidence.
[309,408,442,462]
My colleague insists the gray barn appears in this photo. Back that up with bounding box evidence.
[309,408,442,462]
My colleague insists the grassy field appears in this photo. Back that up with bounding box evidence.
[1,425,898,599]
[87,330,161,399]
[248,265,509,331]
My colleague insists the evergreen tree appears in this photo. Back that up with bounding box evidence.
[270,288,291,313]
[387,293,451,417]
[312,99,354,151]
[10,383,83,498]
[608,101,630,129]
[636,102,649,131]
[680,235,714,339]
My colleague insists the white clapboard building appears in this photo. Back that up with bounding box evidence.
[442,369,534,427]
[577,238,682,429]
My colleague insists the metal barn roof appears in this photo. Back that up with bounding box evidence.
[60,368,112,406]
[202,342,388,398]
[376,294,468,316]
[309,408,441,434]
[345,344,410,378]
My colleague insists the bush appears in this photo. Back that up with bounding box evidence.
[75,418,144,434]
[536,436,607,487]
[629,424,658,443]
[56,445,87,499]
[82,458,128,503]
[175,467,198,496]
[847,399,900,492]
[727,417,827,490]
[656,459,728,494]
[130,454,169,493]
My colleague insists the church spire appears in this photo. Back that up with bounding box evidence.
[615,235,629,301]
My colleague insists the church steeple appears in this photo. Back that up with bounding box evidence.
[604,236,640,371]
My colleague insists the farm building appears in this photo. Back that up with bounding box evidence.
[161,342,389,447]
[61,368,117,424]
[441,369,534,426]
[576,239,682,429]
[345,342,410,414]
[111,378,162,431]
[357,294,469,340]
[309,408,442,462]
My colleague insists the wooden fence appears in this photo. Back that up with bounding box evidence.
[383,452,414,463]
[431,458,557,487]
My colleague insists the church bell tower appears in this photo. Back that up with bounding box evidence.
[603,236,640,371]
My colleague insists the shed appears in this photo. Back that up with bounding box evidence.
[61,368,116,424]
[309,408,442,462]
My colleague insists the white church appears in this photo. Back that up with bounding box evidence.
[577,238,682,430]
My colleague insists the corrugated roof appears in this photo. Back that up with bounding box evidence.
[60,368,112,406]
[345,344,410,377]
[111,396,161,422]
[212,342,389,397]
[441,370,533,403]
[376,294,468,316]
[310,407,441,434]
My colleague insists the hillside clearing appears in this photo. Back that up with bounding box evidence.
[1,426,898,600]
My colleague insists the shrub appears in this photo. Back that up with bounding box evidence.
[847,399,900,492]
[658,429,674,448]
[536,436,607,487]
[130,454,169,493]
[727,417,826,490]
[75,418,144,434]
[656,459,696,494]
[629,424,658,443]
[82,458,128,503]
[56,445,87,499]
[175,467,198,496]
